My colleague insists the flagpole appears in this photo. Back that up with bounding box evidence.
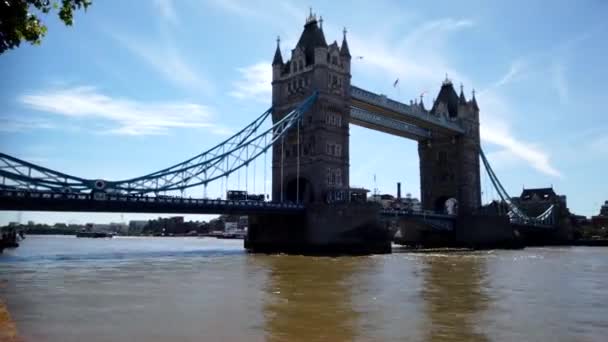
[393,78,400,100]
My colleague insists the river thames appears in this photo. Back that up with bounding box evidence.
[1,235,607,341]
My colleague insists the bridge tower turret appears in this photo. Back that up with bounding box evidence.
[271,12,351,203]
[419,79,481,214]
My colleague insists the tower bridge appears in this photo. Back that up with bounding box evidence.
[0,12,561,253]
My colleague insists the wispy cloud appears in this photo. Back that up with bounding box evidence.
[491,60,527,89]
[477,91,562,178]
[206,0,263,18]
[229,62,272,101]
[0,116,57,133]
[106,1,212,95]
[347,18,561,178]
[551,60,568,104]
[205,1,561,178]
[347,17,474,94]
[18,86,223,136]
[154,0,178,25]
[403,18,474,45]
[589,135,608,156]
[110,32,213,95]
[481,124,562,178]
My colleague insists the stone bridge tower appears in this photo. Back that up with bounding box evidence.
[271,13,351,204]
[419,80,481,214]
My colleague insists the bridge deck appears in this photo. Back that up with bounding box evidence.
[0,190,305,215]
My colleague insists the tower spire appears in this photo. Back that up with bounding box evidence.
[459,82,466,103]
[306,7,317,24]
[443,73,452,85]
[340,27,351,57]
[272,35,283,65]
[471,88,479,110]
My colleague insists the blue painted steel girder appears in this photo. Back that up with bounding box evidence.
[350,85,465,134]
[350,106,431,140]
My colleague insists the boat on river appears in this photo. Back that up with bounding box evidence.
[75,230,114,238]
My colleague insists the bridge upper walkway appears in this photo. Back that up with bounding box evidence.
[349,85,465,139]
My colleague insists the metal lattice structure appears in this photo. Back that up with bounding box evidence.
[480,148,556,226]
[0,92,318,195]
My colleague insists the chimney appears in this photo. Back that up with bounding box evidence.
[397,182,402,200]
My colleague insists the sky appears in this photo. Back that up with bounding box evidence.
[0,0,607,225]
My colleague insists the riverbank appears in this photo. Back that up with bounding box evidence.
[0,298,20,342]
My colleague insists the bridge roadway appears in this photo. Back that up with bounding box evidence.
[0,189,459,228]
[379,208,456,231]
[0,190,305,215]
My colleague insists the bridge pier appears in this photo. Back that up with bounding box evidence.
[454,215,523,249]
[393,214,524,249]
[246,202,392,255]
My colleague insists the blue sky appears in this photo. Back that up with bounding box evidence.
[0,0,607,224]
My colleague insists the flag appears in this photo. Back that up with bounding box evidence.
[393,78,399,87]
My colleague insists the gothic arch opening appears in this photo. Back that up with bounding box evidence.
[285,177,315,203]
[435,196,459,214]
[434,196,450,213]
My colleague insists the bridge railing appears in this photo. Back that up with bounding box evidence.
[0,189,306,210]
[379,207,456,218]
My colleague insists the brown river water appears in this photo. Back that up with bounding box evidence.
[1,235,607,341]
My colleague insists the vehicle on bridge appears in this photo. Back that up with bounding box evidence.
[226,190,265,202]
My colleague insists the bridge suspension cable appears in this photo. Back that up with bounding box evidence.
[0,92,318,195]
[480,148,556,226]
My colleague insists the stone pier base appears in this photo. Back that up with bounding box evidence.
[395,214,524,249]
[245,203,392,255]
[454,214,524,249]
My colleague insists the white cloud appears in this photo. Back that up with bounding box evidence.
[346,17,474,96]
[481,126,561,178]
[551,61,568,103]
[109,33,213,95]
[203,2,561,178]
[206,0,263,18]
[492,60,527,89]
[19,86,224,136]
[404,18,474,44]
[154,0,178,24]
[477,92,562,178]
[347,18,561,178]
[229,62,272,101]
[0,116,57,132]
[589,136,608,156]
